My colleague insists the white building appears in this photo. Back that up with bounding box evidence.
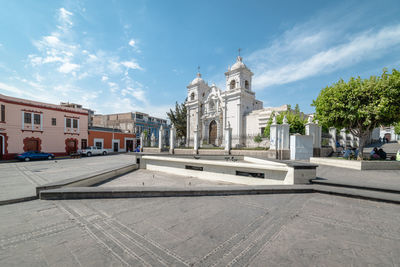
[186,55,290,148]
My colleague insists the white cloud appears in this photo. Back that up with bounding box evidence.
[108,82,119,93]
[58,62,80,73]
[248,24,400,89]
[0,82,24,95]
[128,39,136,47]
[121,60,142,70]
[59,8,73,27]
[101,75,109,82]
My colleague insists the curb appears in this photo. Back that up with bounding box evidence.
[311,180,400,194]
[39,185,314,200]
[0,195,38,206]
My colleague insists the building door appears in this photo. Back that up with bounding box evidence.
[26,140,39,151]
[209,120,217,145]
[66,140,77,154]
[81,139,87,149]
[113,142,119,152]
[0,135,3,160]
[384,133,391,142]
[126,140,133,152]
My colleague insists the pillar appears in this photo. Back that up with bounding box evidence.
[280,115,290,160]
[329,127,337,152]
[151,133,156,147]
[159,125,164,150]
[140,132,144,152]
[193,128,199,154]
[305,117,321,157]
[170,124,176,154]
[224,122,232,154]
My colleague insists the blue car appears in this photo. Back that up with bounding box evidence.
[16,151,55,162]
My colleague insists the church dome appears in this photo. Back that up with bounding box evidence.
[231,56,247,70]
[190,72,204,85]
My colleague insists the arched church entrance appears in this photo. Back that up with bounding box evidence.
[209,120,217,145]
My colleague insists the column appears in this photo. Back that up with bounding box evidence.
[236,103,241,146]
[170,124,176,154]
[159,125,164,150]
[280,115,290,159]
[193,128,199,154]
[224,122,232,154]
[186,112,190,147]
[140,132,144,152]
[329,127,337,152]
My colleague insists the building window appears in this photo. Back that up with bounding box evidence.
[73,119,78,128]
[24,113,32,124]
[52,118,56,126]
[66,118,71,128]
[230,80,235,89]
[0,104,4,122]
[261,127,265,135]
[190,92,195,101]
[81,139,87,149]
[245,80,249,89]
[95,142,102,149]
[34,114,41,125]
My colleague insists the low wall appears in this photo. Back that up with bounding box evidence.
[310,157,400,170]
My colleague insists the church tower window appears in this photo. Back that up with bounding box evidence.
[190,92,195,101]
[230,80,235,89]
[245,80,249,89]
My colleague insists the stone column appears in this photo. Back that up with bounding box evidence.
[159,125,164,150]
[140,132,144,152]
[329,127,337,152]
[193,128,199,154]
[224,122,232,154]
[169,124,176,154]
[280,115,290,160]
[186,112,190,147]
[236,103,242,147]
[305,117,322,157]
[269,116,279,159]
[150,133,156,147]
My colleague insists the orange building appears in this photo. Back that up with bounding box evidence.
[88,127,136,152]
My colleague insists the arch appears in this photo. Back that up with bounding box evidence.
[23,137,42,152]
[190,92,195,101]
[209,120,217,145]
[65,138,78,155]
[230,80,235,89]
[245,80,249,89]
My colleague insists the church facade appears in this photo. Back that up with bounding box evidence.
[186,55,289,148]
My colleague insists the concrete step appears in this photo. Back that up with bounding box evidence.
[312,184,400,204]
[311,179,400,194]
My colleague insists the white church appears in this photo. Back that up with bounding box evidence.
[186,55,289,148]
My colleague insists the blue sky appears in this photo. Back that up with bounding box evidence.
[0,0,399,118]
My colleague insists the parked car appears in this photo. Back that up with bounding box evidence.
[79,146,108,157]
[16,151,55,162]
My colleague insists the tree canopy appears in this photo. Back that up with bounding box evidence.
[263,107,307,138]
[312,68,400,158]
[166,100,187,139]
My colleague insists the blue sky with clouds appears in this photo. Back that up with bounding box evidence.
[0,0,399,118]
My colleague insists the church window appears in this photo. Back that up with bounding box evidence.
[190,92,195,101]
[245,80,249,89]
[230,80,235,89]
[202,92,205,97]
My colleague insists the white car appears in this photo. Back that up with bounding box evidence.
[79,146,108,157]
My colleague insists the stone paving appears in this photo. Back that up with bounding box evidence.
[1,194,400,266]
[99,169,234,188]
[316,164,400,191]
[0,154,134,202]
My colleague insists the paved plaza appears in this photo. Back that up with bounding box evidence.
[1,156,400,265]
[99,169,233,188]
[1,193,400,266]
[0,155,134,202]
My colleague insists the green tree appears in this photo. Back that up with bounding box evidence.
[312,69,400,159]
[166,100,187,139]
[394,122,400,136]
[263,109,308,138]
[253,134,263,147]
